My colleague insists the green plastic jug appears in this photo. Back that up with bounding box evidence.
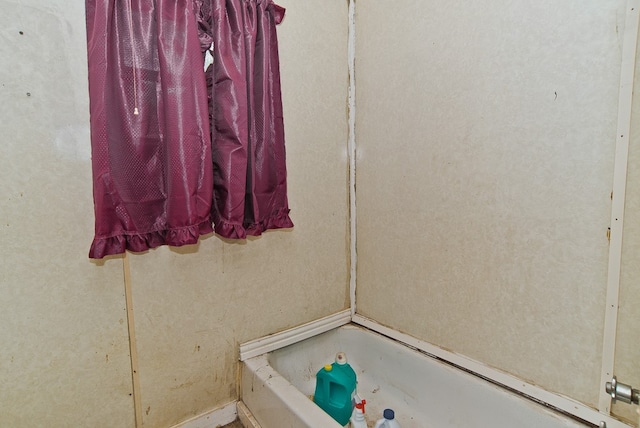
[313,352,357,426]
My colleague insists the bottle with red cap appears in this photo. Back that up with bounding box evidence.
[350,396,367,428]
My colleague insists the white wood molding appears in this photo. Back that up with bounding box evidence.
[348,0,357,318]
[239,310,352,361]
[352,315,633,428]
[599,0,640,414]
[122,253,143,427]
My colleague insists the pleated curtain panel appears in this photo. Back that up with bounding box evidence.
[85,0,292,259]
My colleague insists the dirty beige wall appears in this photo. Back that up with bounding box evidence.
[355,0,629,414]
[0,0,349,427]
[0,1,135,427]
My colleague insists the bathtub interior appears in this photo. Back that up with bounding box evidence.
[265,324,589,428]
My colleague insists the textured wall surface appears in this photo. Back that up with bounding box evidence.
[0,0,349,426]
[0,2,135,427]
[355,0,627,409]
[3,0,636,425]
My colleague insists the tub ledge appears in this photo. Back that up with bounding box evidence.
[242,355,342,428]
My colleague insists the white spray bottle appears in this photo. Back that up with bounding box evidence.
[350,396,367,428]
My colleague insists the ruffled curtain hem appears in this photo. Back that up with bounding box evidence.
[89,220,214,259]
[213,208,293,239]
[89,209,294,258]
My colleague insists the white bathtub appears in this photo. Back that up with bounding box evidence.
[241,324,591,428]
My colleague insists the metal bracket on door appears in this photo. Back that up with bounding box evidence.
[605,376,640,405]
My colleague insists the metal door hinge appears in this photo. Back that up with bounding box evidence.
[605,376,640,405]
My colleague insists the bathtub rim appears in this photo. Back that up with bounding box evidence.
[239,311,632,428]
[242,353,343,428]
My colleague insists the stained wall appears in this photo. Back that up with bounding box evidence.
[355,0,631,414]
[0,2,135,426]
[0,0,349,426]
[4,0,636,426]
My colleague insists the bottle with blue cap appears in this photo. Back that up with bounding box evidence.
[373,408,401,428]
[313,352,357,426]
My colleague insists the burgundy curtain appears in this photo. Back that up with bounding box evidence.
[86,0,292,259]
[198,0,293,239]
